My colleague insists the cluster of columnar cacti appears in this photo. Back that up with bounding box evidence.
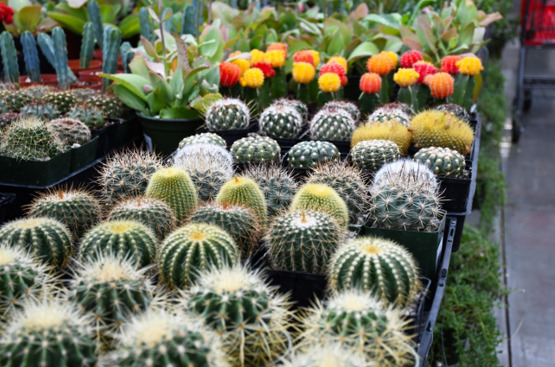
[205,98,250,131]
[259,103,304,139]
[351,139,401,172]
[310,106,355,141]
[414,146,467,178]
[231,134,281,164]
[288,140,340,168]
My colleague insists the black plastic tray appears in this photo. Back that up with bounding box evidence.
[201,123,258,149]
[0,192,16,225]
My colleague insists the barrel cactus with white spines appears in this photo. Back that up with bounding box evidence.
[323,100,361,123]
[216,176,268,226]
[288,140,340,168]
[329,236,420,307]
[43,90,76,113]
[282,342,371,367]
[266,210,343,274]
[271,98,309,122]
[291,183,349,228]
[351,139,400,172]
[205,98,250,131]
[174,142,233,168]
[158,223,239,289]
[178,132,227,149]
[259,103,303,139]
[413,146,466,178]
[0,217,72,269]
[48,118,91,146]
[107,196,177,240]
[310,106,355,141]
[67,105,105,129]
[231,134,281,164]
[373,159,438,192]
[79,220,157,268]
[368,102,413,127]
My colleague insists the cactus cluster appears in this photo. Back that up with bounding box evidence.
[351,139,400,172]
[205,98,250,131]
[310,106,355,141]
[414,146,466,178]
[67,105,105,129]
[43,91,76,113]
[231,134,281,164]
[20,102,59,120]
[351,119,412,154]
[291,183,349,229]
[48,118,91,146]
[87,93,129,118]
[216,176,268,226]
[0,89,32,112]
[323,100,361,123]
[178,132,227,149]
[288,140,340,168]
[259,103,303,139]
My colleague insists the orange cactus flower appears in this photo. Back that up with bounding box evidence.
[359,73,382,94]
[366,53,395,76]
[219,62,241,87]
[441,55,462,74]
[267,42,288,55]
[293,50,315,66]
[427,72,454,98]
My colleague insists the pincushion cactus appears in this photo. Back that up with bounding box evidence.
[287,141,340,169]
[48,118,91,146]
[87,93,129,118]
[413,146,466,178]
[350,139,401,173]
[323,100,361,123]
[259,103,303,139]
[178,132,227,149]
[282,342,371,367]
[271,98,309,122]
[231,134,281,164]
[20,102,59,120]
[368,102,413,127]
[436,103,471,122]
[291,183,349,229]
[67,105,105,129]
[205,98,250,131]
[43,90,76,113]
[310,106,355,141]
[174,142,233,168]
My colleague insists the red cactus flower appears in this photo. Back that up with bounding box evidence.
[441,55,462,74]
[0,2,14,24]
[319,61,345,78]
[400,50,423,68]
[219,62,241,87]
[293,50,315,66]
[252,62,276,78]
[341,75,348,87]
[413,61,437,83]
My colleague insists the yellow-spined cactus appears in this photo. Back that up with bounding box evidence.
[231,58,250,76]
[250,49,265,64]
[393,68,420,87]
[351,120,412,154]
[263,50,286,68]
[309,50,321,66]
[381,51,399,68]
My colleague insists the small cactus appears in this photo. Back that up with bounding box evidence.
[413,146,466,178]
[351,119,412,154]
[205,98,250,131]
[310,106,355,141]
[174,142,233,168]
[43,90,76,113]
[178,132,227,149]
[287,140,340,169]
[271,98,309,122]
[368,102,413,127]
[290,183,349,228]
[231,134,281,164]
[323,100,361,123]
[350,139,400,173]
[282,342,371,367]
[0,31,19,83]
[48,118,91,146]
[87,93,129,118]
[373,159,438,193]
[259,103,303,139]
[0,89,32,112]
[216,176,268,226]
[20,102,59,120]
[67,105,105,129]
[80,22,95,69]
[436,103,471,122]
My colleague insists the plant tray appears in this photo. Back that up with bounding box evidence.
[405,277,432,343]
[201,123,258,148]
[0,150,72,187]
[0,192,16,225]
[265,269,328,308]
[70,136,99,171]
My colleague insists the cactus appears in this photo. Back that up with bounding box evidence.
[368,102,413,127]
[436,103,471,122]
[68,105,106,127]
[373,159,438,193]
[87,93,129,118]
[98,149,164,205]
[266,210,343,274]
[351,139,400,173]
[52,27,71,89]
[48,118,91,146]
[323,100,361,123]
[409,110,475,155]
[287,140,340,168]
[205,98,250,131]
[190,203,262,261]
[69,87,97,103]
[158,223,239,289]
[79,220,157,268]
[0,112,19,127]
[178,132,227,149]
[351,119,412,154]
[80,22,95,69]
[20,31,41,82]
[0,300,97,366]
[306,163,369,223]
[181,3,197,37]
[290,183,349,229]
[231,134,281,164]
[0,217,72,269]
[120,41,133,74]
[88,0,104,48]
[107,196,177,240]
[282,342,371,367]
[102,26,122,91]
[413,146,466,178]
[22,85,55,101]
[43,90,76,113]
[139,7,152,42]
[145,167,199,224]
[27,187,102,239]
[181,265,293,367]
[37,33,77,84]
[0,89,32,112]
[259,103,303,139]
[298,290,417,366]
[242,165,298,217]
[216,176,268,226]
[0,31,19,83]
[309,106,355,141]
[174,142,233,168]
[271,98,309,122]
[20,102,59,120]
[102,309,229,367]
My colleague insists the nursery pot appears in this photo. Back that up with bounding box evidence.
[137,114,204,156]
[18,74,58,87]
[68,59,102,75]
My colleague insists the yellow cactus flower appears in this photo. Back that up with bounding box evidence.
[264,50,286,68]
[456,56,484,76]
[309,50,321,67]
[328,56,348,71]
[292,62,316,84]
[393,68,420,87]
[250,49,265,64]
[318,73,341,93]
[231,58,251,76]
[240,68,265,88]
[381,51,399,68]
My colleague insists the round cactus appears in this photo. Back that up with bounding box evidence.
[413,146,466,178]
[368,102,413,127]
[351,119,412,154]
[216,176,268,226]
[0,299,97,366]
[373,159,438,193]
[145,167,199,224]
[288,140,340,168]
[181,265,293,367]
[102,309,229,367]
[178,132,227,149]
[436,103,471,122]
[282,342,371,367]
[291,183,349,228]
[0,112,20,127]
[205,98,250,131]
[409,110,474,155]
[48,118,91,146]
[310,106,355,141]
[67,105,105,129]
[79,220,157,268]
[266,210,343,274]
[0,89,32,111]
[87,93,129,118]
[68,88,98,103]
[323,100,361,123]
[351,139,401,172]
[22,85,56,101]
[259,103,303,139]
[306,162,369,223]
[329,237,420,307]
[107,196,177,240]
[242,165,298,217]
[43,90,76,113]
[271,98,309,122]
[298,290,417,366]
[20,102,59,120]
[190,203,262,261]
[231,134,281,164]
[97,149,164,205]
[174,142,233,169]
[158,223,239,289]
[27,187,102,239]
[0,217,72,269]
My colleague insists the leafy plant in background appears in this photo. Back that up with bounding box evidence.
[1,0,57,35]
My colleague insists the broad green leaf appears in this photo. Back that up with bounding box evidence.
[98,73,149,102]
[199,27,224,64]
[99,5,118,24]
[111,85,149,114]
[16,5,42,33]
[8,0,31,12]
[363,14,402,29]
[47,12,86,34]
[348,41,378,61]
[191,93,222,114]
[211,2,240,24]
[119,14,140,39]
[141,37,158,59]
[129,55,152,80]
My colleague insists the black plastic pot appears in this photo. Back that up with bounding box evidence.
[138,114,204,156]
[265,269,328,308]
[70,136,99,171]
[0,192,16,225]
[406,277,432,341]
[202,123,259,148]
[0,150,72,187]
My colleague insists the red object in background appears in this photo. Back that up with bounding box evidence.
[414,62,438,84]
[521,0,555,45]
[441,55,462,75]
[219,62,241,87]
[252,62,276,78]
[400,50,423,68]
[0,2,14,24]
[320,62,346,78]
[293,51,315,66]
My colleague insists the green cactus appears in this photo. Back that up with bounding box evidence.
[67,105,105,129]
[158,223,239,289]
[178,132,227,149]
[373,159,438,193]
[120,41,133,74]
[146,167,199,224]
[51,27,71,89]
[287,141,340,169]
[329,237,420,307]
[368,102,413,127]
[181,265,293,367]
[231,134,281,164]
[413,146,467,178]
[216,176,268,226]
[174,142,233,168]
[205,98,250,131]
[436,103,471,122]
[350,139,400,173]
[20,31,41,82]
[0,89,32,112]
[42,90,76,113]
[190,203,262,261]
[266,210,343,274]
[0,31,19,83]
[88,0,104,48]
[298,290,417,366]
[139,7,152,42]
[351,119,412,154]
[36,33,77,84]
[79,220,157,268]
[102,26,122,91]
[181,4,197,37]
[69,88,97,103]
[80,22,95,69]
[20,102,59,120]
[271,98,309,122]
[27,187,102,239]
[87,93,129,118]
[323,100,361,123]
[290,183,349,229]
[282,342,370,367]
[0,217,72,269]
[309,106,355,141]
[259,103,303,139]
[47,118,91,146]
[107,196,177,240]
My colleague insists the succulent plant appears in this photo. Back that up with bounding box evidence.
[309,106,355,141]
[231,134,281,164]
[48,117,91,146]
[67,105,105,129]
[259,103,303,139]
[351,119,412,154]
[0,299,97,366]
[158,223,239,289]
[43,90,76,113]
[368,102,413,127]
[216,176,268,226]
[79,220,157,268]
[287,140,340,169]
[0,89,32,112]
[22,85,56,101]
[291,183,349,228]
[107,196,177,240]
[69,88,98,103]
[271,98,309,122]
[145,167,199,224]
[205,98,250,131]
[174,142,233,168]
[27,187,102,239]
[329,237,420,307]
[0,112,19,127]
[350,139,401,172]
[323,100,361,123]
[282,342,371,367]
[413,146,466,178]
[178,132,227,149]
[20,102,59,120]
[87,93,129,118]
[0,217,72,269]
[436,103,471,122]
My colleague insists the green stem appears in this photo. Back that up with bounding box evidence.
[359,92,380,118]
[297,82,310,105]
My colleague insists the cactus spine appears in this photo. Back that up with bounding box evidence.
[231,134,281,164]
[0,31,19,83]
[0,117,65,160]
[287,141,340,169]
[52,27,70,89]
[80,22,95,69]
[20,31,41,82]
[102,26,122,91]
[88,0,104,48]
[282,342,371,367]
[216,176,268,226]
[413,146,466,178]
[291,183,349,228]
[350,139,401,173]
